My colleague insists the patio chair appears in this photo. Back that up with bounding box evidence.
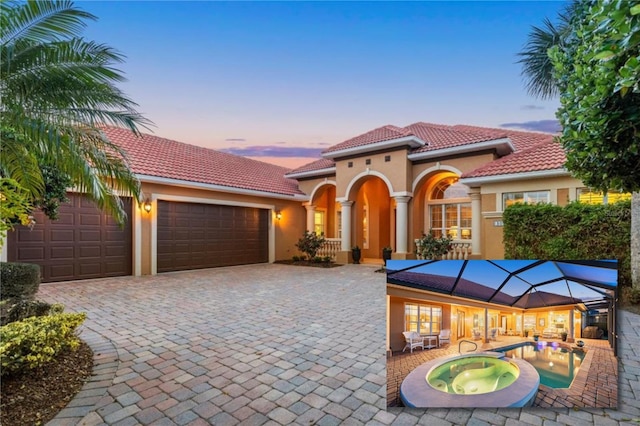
[472,328,482,340]
[489,328,498,341]
[438,329,451,346]
[402,331,425,353]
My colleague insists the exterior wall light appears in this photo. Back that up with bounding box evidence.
[275,211,282,220]
[143,200,152,213]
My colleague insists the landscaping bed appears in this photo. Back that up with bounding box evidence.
[275,259,343,268]
[0,340,93,426]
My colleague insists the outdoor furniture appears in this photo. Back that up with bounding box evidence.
[402,331,425,353]
[489,328,498,341]
[472,328,482,340]
[542,329,556,339]
[439,329,451,346]
[582,326,604,339]
[424,335,438,349]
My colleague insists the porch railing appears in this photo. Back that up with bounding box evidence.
[318,238,341,260]
[414,239,472,260]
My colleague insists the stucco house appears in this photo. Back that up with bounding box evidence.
[1,122,629,282]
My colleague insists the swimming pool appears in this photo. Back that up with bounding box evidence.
[497,341,585,388]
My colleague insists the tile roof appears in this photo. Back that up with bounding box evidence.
[103,127,304,197]
[406,122,498,152]
[451,125,554,152]
[286,158,336,176]
[462,139,567,178]
[321,125,415,154]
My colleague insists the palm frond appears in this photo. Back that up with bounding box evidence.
[1,0,95,46]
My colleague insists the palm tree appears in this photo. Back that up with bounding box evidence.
[0,0,152,226]
[518,0,640,292]
[516,2,576,99]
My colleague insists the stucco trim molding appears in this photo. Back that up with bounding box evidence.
[412,164,464,193]
[407,138,514,161]
[322,136,426,160]
[137,174,309,201]
[343,169,395,199]
[309,179,337,203]
[284,167,337,179]
[460,168,570,186]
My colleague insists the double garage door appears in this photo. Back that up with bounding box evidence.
[7,196,269,282]
[157,201,269,273]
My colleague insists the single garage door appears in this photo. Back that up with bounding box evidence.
[7,194,132,283]
[157,201,269,272]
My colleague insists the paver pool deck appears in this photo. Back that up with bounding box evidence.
[38,264,640,425]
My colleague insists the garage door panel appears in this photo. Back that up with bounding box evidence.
[157,201,268,272]
[7,194,132,282]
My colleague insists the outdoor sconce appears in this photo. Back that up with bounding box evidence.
[275,211,282,220]
[143,200,152,213]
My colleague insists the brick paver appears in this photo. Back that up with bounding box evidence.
[39,264,640,425]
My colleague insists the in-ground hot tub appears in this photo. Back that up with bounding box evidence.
[400,352,540,408]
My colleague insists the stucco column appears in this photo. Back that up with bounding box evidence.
[394,196,411,254]
[304,203,316,233]
[568,308,575,343]
[469,188,482,256]
[484,308,489,343]
[340,201,354,252]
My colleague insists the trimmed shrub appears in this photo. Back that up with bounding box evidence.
[0,262,41,301]
[416,230,453,260]
[0,299,64,326]
[295,231,325,259]
[503,201,631,288]
[0,312,86,375]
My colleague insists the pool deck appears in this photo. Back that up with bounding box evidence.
[387,335,617,408]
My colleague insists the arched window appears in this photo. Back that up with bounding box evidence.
[427,178,471,240]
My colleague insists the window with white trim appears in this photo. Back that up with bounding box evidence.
[405,303,441,335]
[427,179,471,239]
[502,191,550,210]
[314,210,325,236]
[577,188,631,205]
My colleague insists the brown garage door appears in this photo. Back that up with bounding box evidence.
[7,194,132,283]
[157,201,269,272]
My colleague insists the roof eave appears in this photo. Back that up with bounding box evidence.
[137,174,309,201]
[460,168,570,186]
[284,167,337,179]
[322,136,426,160]
[407,138,515,161]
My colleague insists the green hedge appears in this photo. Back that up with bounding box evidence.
[0,312,86,375]
[0,262,41,301]
[503,201,631,288]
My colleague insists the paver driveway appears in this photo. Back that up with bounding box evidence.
[40,264,388,425]
[38,264,640,425]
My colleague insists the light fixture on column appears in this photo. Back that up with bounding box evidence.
[143,199,152,213]
[275,211,282,220]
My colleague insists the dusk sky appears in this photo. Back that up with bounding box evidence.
[81,1,567,168]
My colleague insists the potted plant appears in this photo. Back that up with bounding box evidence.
[533,333,540,342]
[561,331,568,342]
[382,246,393,264]
[576,340,585,348]
[351,246,361,264]
[524,329,529,338]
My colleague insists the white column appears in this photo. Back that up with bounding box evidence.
[304,203,316,233]
[469,188,482,256]
[394,196,411,254]
[484,308,489,343]
[340,201,353,251]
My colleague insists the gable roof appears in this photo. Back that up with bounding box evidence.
[289,122,558,178]
[103,127,305,198]
[461,139,567,180]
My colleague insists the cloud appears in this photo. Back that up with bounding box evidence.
[224,138,246,142]
[520,105,545,110]
[221,145,324,158]
[500,119,561,133]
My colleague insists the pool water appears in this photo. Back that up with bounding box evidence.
[427,356,519,395]
[498,342,585,388]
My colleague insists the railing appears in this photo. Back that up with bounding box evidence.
[458,339,478,355]
[414,239,472,260]
[318,238,341,260]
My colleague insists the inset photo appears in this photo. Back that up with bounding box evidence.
[386,259,618,409]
